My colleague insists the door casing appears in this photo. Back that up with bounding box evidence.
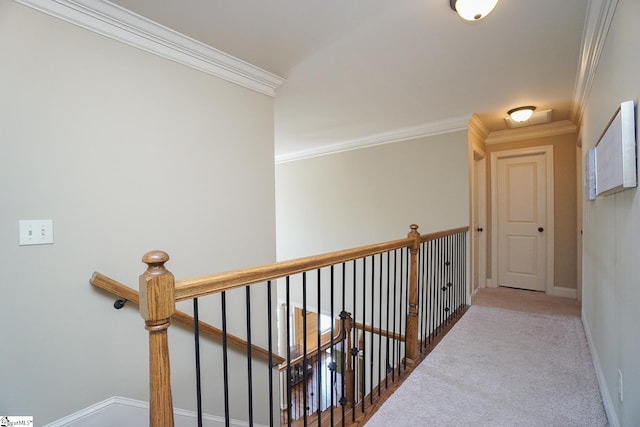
[490,145,555,294]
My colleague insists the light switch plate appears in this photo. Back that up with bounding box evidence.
[19,220,54,245]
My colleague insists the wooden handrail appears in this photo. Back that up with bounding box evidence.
[419,226,469,244]
[173,226,468,302]
[90,272,285,365]
[174,238,413,301]
[354,321,405,343]
[278,327,343,372]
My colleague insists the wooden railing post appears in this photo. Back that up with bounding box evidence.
[139,250,175,427]
[405,224,420,364]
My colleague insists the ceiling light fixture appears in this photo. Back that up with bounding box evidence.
[507,106,536,122]
[450,0,499,21]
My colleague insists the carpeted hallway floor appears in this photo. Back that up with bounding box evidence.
[365,287,608,426]
[471,286,582,317]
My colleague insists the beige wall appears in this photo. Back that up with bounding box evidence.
[0,1,276,423]
[485,133,578,291]
[581,0,640,423]
[275,131,470,261]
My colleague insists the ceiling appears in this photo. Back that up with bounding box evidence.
[109,0,589,159]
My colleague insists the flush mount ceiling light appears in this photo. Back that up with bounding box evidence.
[450,0,499,21]
[507,106,536,122]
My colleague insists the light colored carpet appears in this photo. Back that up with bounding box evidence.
[472,287,582,317]
[365,304,608,426]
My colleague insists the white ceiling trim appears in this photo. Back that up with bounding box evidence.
[15,0,286,97]
[484,120,577,145]
[571,0,619,125]
[275,115,470,164]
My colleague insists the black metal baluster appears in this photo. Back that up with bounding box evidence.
[245,286,254,426]
[385,251,391,389]
[452,234,457,314]
[463,232,467,309]
[221,292,230,427]
[424,241,431,346]
[461,232,465,310]
[316,269,322,425]
[351,260,357,422]
[430,240,436,343]
[445,235,451,325]
[441,238,444,327]
[444,236,451,326]
[391,250,397,382]
[340,263,347,427]
[329,265,335,427]
[302,272,308,427]
[193,298,203,427]
[449,235,458,322]
[456,233,461,313]
[417,242,422,351]
[451,234,457,315]
[399,248,406,371]
[286,277,292,427]
[420,241,427,351]
[438,239,445,335]
[369,255,375,405]
[267,281,274,427]
[461,232,465,308]
[433,238,438,334]
[451,234,456,315]
[361,257,367,414]
[377,252,383,395]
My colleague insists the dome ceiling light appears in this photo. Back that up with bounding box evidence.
[449,0,499,21]
[507,106,537,122]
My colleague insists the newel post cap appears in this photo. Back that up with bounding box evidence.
[408,224,420,251]
[139,250,175,323]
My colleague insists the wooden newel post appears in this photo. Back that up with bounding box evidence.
[139,250,175,427]
[342,312,355,405]
[405,224,420,364]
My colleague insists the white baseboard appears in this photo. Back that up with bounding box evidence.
[582,316,619,427]
[550,286,577,299]
[43,396,267,427]
[486,278,497,288]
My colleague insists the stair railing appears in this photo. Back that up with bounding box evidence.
[91,224,468,427]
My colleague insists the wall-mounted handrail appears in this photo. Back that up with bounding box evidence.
[90,271,285,365]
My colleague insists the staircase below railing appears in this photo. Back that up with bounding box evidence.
[91,224,468,427]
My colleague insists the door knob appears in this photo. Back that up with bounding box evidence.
[538,227,544,232]
[477,227,483,232]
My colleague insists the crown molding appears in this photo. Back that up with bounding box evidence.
[468,114,490,141]
[484,120,577,145]
[15,0,286,97]
[275,115,470,164]
[571,0,619,125]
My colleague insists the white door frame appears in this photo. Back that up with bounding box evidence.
[490,145,555,294]
[471,148,487,292]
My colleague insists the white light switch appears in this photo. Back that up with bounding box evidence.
[19,220,54,246]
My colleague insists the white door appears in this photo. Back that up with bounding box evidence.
[496,152,548,291]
